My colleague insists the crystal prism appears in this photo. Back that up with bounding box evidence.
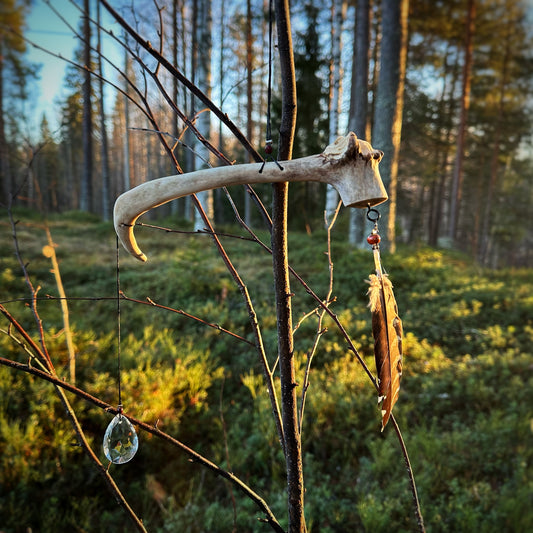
[103,413,139,464]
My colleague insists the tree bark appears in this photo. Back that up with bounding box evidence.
[325,0,346,224]
[194,0,214,231]
[348,0,371,246]
[0,46,11,206]
[428,46,459,247]
[97,1,111,221]
[123,42,131,192]
[170,0,180,215]
[80,0,93,212]
[448,0,476,241]
[478,3,512,265]
[372,0,408,252]
[273,1,305,531]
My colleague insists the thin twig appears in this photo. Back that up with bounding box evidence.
[135,221,256,242]
[390,415,426,533]
[298,202,341,435]
[4,202,147,530]
[219,377,238,532]
[0,356,284,533]
[99,0,263,165]
[7,208,54,369]
[224,202,425,528]
[55,383,148,532]
[127,294,255,346]
[0,323,50,374]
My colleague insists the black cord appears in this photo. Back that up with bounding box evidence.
[266,0,273,144]
[259,0,283,173]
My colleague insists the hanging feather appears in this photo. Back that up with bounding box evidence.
[366,216,403,431]
[368,272,403,430]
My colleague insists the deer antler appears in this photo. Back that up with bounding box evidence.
[114,132,387,261]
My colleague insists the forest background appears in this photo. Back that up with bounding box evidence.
[0,0,532,532]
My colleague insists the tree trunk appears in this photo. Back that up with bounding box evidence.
[194,0,214,231]
[171,0,180,216]
[428,46,459,247]
[348,0,371,138]
[348,0,371,246]
[325,0,346,225]
[371,0,408,252]
[123,42,131,193]
[478,4,512,265]
[0,47,11,206]
[448,0,476,241]
[80,0,93,212]
[97,1,111,221]
[273,1,305,531]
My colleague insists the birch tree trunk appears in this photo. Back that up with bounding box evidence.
[194,0,214,231]
[97,1,111,221]
[170,0,180,215]
[448,0,476,241]
[348,0,371,246]
[324,0,346,224]
[371,0,408,252]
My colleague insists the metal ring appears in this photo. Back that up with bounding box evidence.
[366,205,381,223]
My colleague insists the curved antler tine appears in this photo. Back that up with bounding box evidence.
[114,132,387,261]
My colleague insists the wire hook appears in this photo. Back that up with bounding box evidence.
[366,204,381,224]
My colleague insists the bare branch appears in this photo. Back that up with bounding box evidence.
[121,293,255,346]
[99,0,263,164]
[298,202,342,435]
[0,356,284,533]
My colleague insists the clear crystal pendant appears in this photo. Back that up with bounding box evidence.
[103,410,139,464]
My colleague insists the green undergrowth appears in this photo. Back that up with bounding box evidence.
[0,210,532,532]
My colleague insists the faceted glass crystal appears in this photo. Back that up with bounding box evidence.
[103,413,139,464]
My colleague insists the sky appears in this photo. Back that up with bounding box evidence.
[23,0,533,145]
[25,0,122,137]
[25,1,83,134]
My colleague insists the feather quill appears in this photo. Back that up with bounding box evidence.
[367,271,403,430]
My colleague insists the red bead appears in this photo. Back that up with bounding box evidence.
[265,143,273,155]
[367,233,381,245]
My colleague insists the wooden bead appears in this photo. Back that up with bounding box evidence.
[367,233,381,245]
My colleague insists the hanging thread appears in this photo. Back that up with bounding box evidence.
[115,235,123,411]
[265,0,274,153]
[102,237,138,466]
[259,0,283,173]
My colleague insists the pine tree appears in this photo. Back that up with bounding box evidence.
[0,0,32,205]
[372,0,409,251]
[80,0,93,212]
[348,0,371,246]
[288,0,329,230]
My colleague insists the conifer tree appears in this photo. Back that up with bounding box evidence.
[0,0,32,205]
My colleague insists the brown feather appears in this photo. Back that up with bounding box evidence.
[367,273,403,430]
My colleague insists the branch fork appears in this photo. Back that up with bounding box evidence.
[114,132,387,261]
